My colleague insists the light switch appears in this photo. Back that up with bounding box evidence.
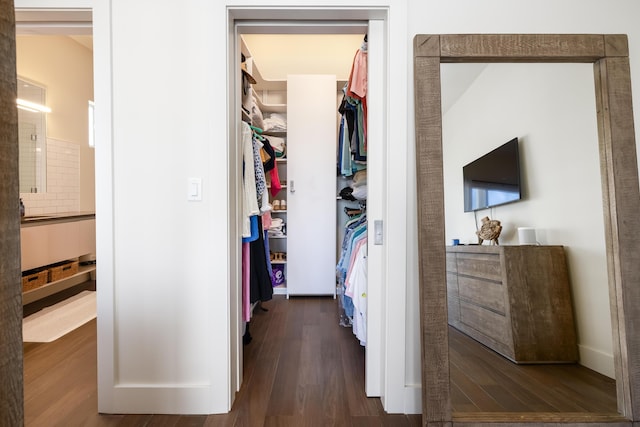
[188,177,202,201]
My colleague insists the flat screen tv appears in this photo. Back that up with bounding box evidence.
[463,137,522,212]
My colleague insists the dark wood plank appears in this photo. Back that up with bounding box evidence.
[22,295,422,426]
[594,56,640,420]
[413,47,451,424]
[23,292,624,425]
[439,34,607,63]
[449,326,618,414]
[0,1,23,424]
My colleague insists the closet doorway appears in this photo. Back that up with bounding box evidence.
[230,17,387,406]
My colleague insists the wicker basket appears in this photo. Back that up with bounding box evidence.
[48,260,79,282]
[22,269,49,292]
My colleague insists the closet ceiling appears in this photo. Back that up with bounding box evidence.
[241,34,365,82]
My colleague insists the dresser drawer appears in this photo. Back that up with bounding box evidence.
[446,253,457,272]
[458,275,505,315]
[456,252,502,282]
[460,300,510,346]
[447,294,461,327]
[447,272,459,294]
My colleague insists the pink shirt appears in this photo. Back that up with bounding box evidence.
[347,49,367,100]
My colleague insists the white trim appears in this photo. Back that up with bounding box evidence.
[230,13,386,403]
[13,0,116,413]
[92,0,115,413]
[578,344,615,379]
[404,385,422,414]
[366,18,385,397]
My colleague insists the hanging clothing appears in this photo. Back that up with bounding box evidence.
[249,198,274,304]
[336,213,367,345]
[337,41,368,178]
[345,238,367,345]
[242,242,251,322]
[242,122,260,237]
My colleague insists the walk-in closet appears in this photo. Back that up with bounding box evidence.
[237,29,371,383]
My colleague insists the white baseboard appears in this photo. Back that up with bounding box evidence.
[578,344,615,379]
[404,384,422,414]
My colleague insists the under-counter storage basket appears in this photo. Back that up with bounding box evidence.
[22,268,49,292]
[48,260,79,282]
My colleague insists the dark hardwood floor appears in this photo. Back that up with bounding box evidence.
[448,326,618,415]
[23,295,420,426]
[23,293,619,426]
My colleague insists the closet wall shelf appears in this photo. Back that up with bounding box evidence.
[271,209,287,213]
[263,130,287,137]
[269,235,287,239]
[254,91,286,112]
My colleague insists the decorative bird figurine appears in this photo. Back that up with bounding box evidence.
[476,216,502,245]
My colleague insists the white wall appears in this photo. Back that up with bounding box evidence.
[442,63,612,376]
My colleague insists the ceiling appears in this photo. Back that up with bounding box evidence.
[15,9,93,50]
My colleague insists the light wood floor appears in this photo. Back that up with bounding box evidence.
[23,293,618,426]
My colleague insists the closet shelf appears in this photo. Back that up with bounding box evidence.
[263,130,287,137]
[271,260,287,265]
[269,235,287,239]
[254,93,286,113]
[271,209,287,213]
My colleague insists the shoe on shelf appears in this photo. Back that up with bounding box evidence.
[272,200,280,210]
[272,252,287,262]
[280,199,287,210]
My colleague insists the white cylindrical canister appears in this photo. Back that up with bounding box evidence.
[518,227,537,245]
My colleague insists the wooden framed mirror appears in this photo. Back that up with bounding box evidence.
[414,34,640,426]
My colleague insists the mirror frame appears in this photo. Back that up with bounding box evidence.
[414,34,639,426]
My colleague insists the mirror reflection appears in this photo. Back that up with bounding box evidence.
[17,78,48,193]
[441,62,618,414]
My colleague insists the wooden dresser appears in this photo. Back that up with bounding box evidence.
[446,245,578,363]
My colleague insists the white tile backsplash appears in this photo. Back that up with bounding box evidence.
[20,138,80,216]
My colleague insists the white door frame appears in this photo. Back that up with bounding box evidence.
[227,6,405,411]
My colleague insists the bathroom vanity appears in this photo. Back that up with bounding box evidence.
[21,212,96,305]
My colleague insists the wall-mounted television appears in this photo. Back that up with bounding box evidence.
[463,137,522,212]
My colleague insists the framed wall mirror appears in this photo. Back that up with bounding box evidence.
[413,34,640,426]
